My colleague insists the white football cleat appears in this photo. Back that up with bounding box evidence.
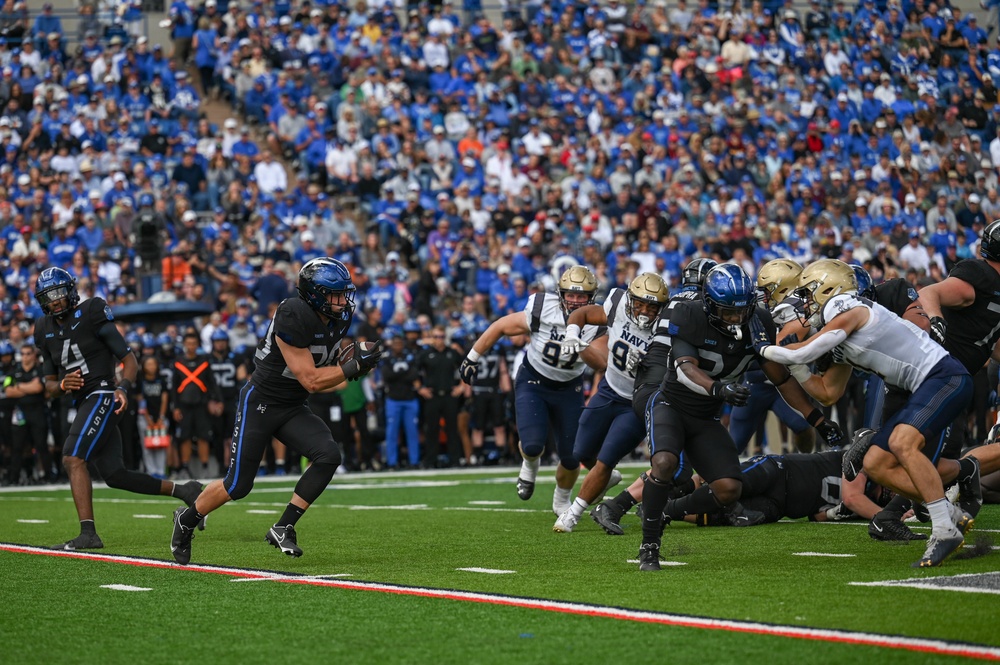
[553,510,579,533]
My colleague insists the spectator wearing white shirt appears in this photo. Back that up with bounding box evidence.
[823,41,850,77]
[898,229,931,274]
[253,150,287,194]
[520,120,552,156]
[422,33,449,69]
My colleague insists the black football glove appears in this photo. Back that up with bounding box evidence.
[341,340,384,381]
[460,357,479,385]
[815,419,844,448]
[929,316,947,345]
[712,381,751,406]
[748,315,772,355]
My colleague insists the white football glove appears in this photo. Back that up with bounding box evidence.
[560,324,586,357]
[626,347,644,374]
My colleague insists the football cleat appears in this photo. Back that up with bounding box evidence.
[602,469,623,496]
[911,530,965,568]
[958,458,983,519]
[591,500,626,536]
[912,502,930,523]
[953,507,975,537]
[553,510,579,533]
[516,477,535,501]
[266,524,303,557]
[723,502,767,527]
[52,532,104,551]
[170,507,195,565]
[638,542,661,572]
[868,513,927,541]
[842,428,876,481]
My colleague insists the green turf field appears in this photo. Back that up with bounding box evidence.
[1,464,998,664]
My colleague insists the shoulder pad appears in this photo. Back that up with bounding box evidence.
[949,259,1000,294]
[821,293,867,328]
[666,300,708,344]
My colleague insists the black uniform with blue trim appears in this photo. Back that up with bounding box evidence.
[35,298,162,494]
[647,301,775,483]
[224,297,348,501]
[666,451,847,524]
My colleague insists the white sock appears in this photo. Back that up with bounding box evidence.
[519,457,540,482]
[569,496,589,519]
[927,498,957,536]
[553,486,571,506]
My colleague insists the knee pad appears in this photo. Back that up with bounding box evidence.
[519,441,544,459]
[559,454,579,470]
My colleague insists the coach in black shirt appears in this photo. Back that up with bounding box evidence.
[415,326,464,468]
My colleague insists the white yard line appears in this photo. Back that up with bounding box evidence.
[455,567,516,574]
[100,584,152,592]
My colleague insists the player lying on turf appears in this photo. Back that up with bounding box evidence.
[662,450,888,526]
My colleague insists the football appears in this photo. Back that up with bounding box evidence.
[339,340,377,365]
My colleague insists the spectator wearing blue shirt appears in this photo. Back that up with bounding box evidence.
[488,263,515,316]
[48,222,80,267]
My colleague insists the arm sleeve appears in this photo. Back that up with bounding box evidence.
[96,321,131,360]
[761,329,848,365]
[670,337,701,363]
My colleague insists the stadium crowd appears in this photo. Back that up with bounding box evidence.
[3,0,1000,484]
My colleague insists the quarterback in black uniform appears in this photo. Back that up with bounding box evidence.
[171,258,383,564]
[34,268,201,550]
[637,265,841,571]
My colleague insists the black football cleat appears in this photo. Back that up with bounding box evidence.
[52,532,104,550]
[266,524,303,557]
[637,542,661,572]
[842,428,876,481]
[958,458,983,519]
[516,477,535,501]
[912,502,930,523]
[591,500,626,536]
[868,512,927,542]
[912,531,965,568]
[170,507,195,565]
[724,502,767,527]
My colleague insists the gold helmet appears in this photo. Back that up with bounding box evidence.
[757,259,802,310]
[558,265,599,313]
[626,273,670,329]
[797,259,858,327]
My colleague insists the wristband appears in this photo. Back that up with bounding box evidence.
[466,349,481,363]
[117,379,133,393]
[564,323,581,339]
[806,408,824,427]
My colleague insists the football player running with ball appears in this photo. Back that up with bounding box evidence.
[33,268,202,550]
[171,259,382,564]
[638,265,839,571]
[461,266,607,516]
[552,273,670,533]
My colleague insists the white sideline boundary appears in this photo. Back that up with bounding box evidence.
[1,543,999,662]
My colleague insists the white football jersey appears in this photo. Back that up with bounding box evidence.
[522,293,605,383]
[603,288,655,398]
[821,294,949,392]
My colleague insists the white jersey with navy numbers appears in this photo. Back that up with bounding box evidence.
[603,288,655,399]
[522,292,605,383]
[821,294,949,392]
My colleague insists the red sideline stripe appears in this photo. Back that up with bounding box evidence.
[3,543,999,662]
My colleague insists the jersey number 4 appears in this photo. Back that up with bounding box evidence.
[541,341,578,369]
[61,340,90,375]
